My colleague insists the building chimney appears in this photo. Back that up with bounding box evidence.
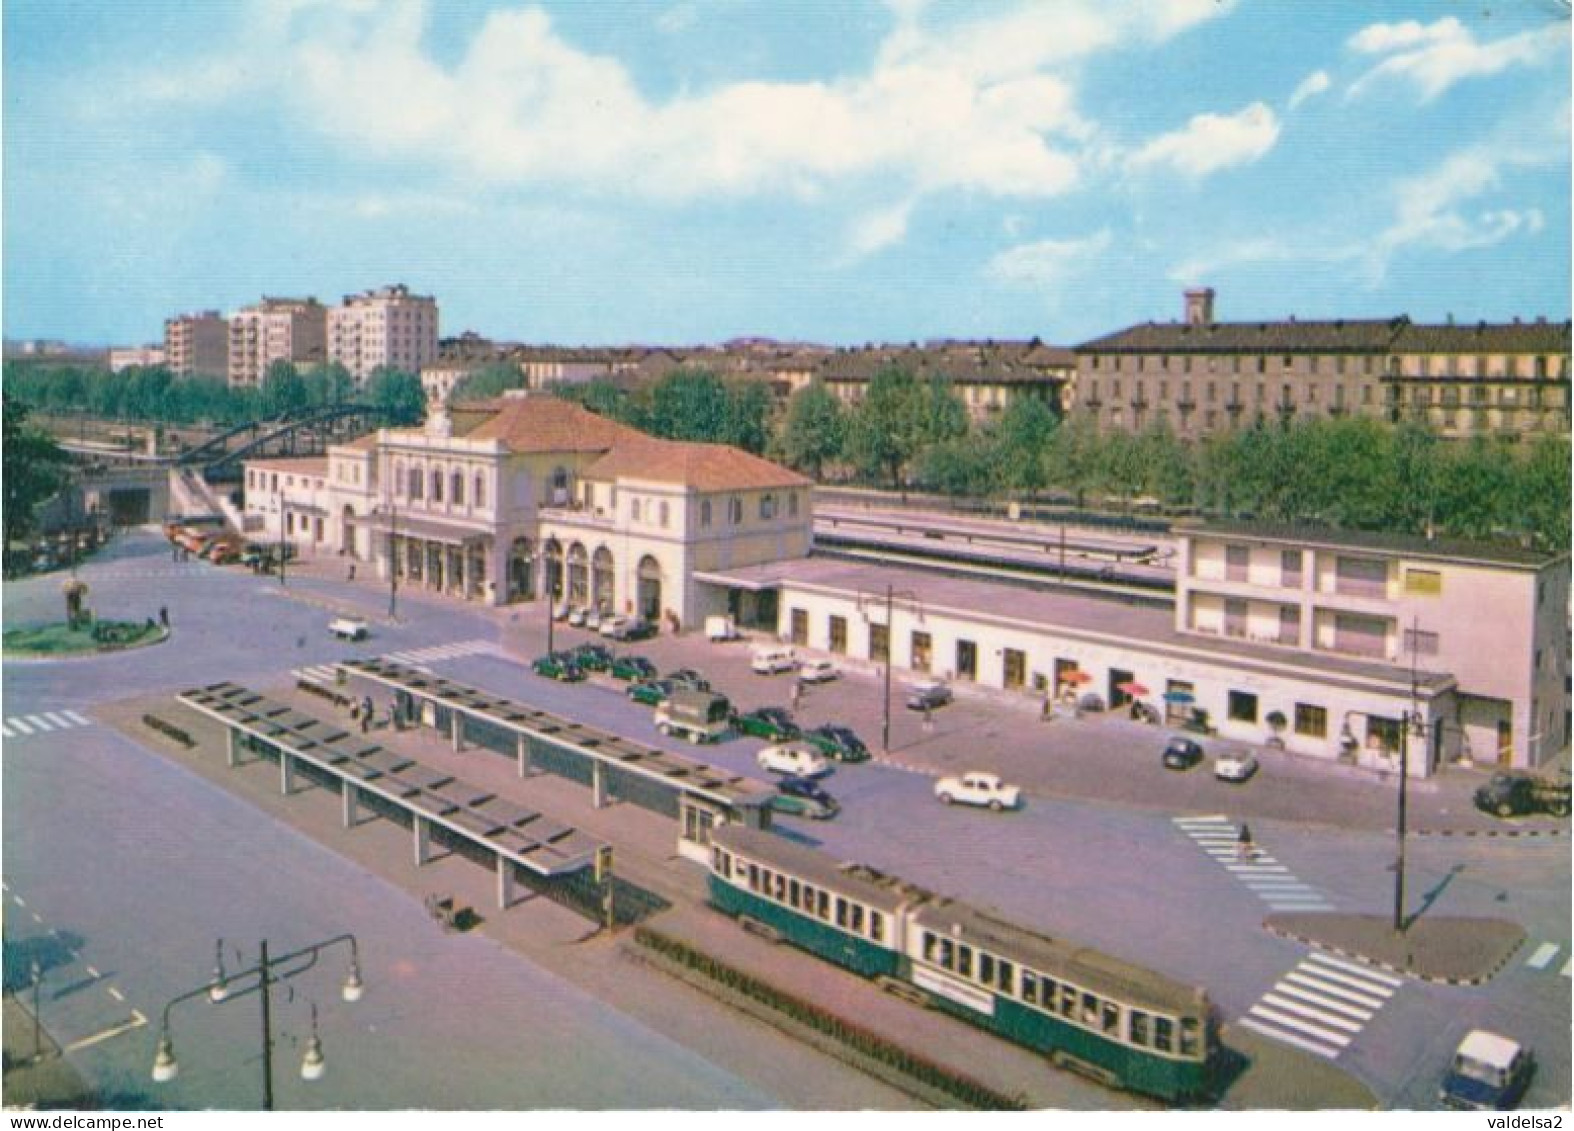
[1184,287,1215,327]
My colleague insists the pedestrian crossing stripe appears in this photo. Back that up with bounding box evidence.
[1173,815,1335,912]
[1240,952,1401,1060]
[1526,942,1559,969]
[382,639,503,666]
[2,712,94,740]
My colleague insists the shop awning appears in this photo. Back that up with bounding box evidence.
[1116,681,1150,697]
[1163,689,1196,704]
[1059,670,1092,685]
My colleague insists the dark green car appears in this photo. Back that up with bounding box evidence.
[803,725,871,763]
[570,642,615,672]
[533,652,585,682]
[734,707,800,741]
[627,678,675,706]
[610,655,658,682]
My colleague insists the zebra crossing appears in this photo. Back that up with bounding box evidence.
[1,710,93,740]
[293,664,346,685]
[1238,951,1403,1060]
[381,639,505,666]
[1173,814,1335,912]
[1523,940,1574,978]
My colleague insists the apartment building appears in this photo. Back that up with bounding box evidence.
[163,311,229,377]
[1074,289,1572,439]
[327,284,440,385]
[228,297,327,388]
[1176,523,1569,770]
[819,340,1071,422]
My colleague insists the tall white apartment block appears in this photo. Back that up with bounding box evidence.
[328,284,440,386]
[227,297,327,388]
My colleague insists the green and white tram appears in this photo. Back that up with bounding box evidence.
[707,826,1218,1103]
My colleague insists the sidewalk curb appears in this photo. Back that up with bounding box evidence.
[1411,825,1565,839]
[1261,923,1519,987]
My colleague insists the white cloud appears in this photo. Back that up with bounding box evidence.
[656,4,698,34]
[1126,102,1280,179]
[987,229,1112,288]
[1346,18,1564,102]
[1288,69,1329,110]
[842,200,916,263]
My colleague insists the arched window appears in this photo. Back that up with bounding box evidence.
[474,473,485,507]
[631,498,642,522]
[787,492,799,518]
[431,468,444,502]
[701,499,712,526]
[408,465,423,499]
[760,494,776,520]
[451,471,465,505]
[551,466,570,505]
[728,497,743,525]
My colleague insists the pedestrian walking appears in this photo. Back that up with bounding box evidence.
[158,605,169,629]
[922,704,934,735]
[348,563,356,581]
[1040,695,1053,722]
[1237,823,1255,860]
[790,680,802,710]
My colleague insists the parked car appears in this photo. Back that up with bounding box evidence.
[803,724,870,763]
[905,679,953,710]
[770,776,840,820]
[583,607,606,631]
[798,659,839,684]
[618,618,658,641]
[327,615,369,642]
[533,652,585,682]
[1163,737,1205,770]
[934,771,1021,811]
[552,602,573,621]
[1077,693,1108,713]
[566,607,589,627]
[597,614,630,639]
[733,707,800,741]
[706,615,741,642]
[756,742,831,778]
[1440,1031,1535,1110]
[1214,750,1259,783]
[751,646,797,675]
[610,655,658,682]
[569,642,615,672]
[627,678,675,706]
[1474,771,1571,819]
[665,669,711,692]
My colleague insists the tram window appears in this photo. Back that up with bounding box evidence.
[711,846,722,872]
[869,913,884,943]
[998,960,1014,994]
[1039,977,1057,1008]
[923,932,937,962]
[979,954,995,986]
[747,864,760,892]
[816,890,830,920]
[803,885,818,914]
[957,945,973,979]
[836,899,849,928]
[938,938,954,969]
[1021,974,1038,1005]
[789,879,801,907]
[1058,985,1077,1019]
[850,904,865,934]
[1081,992,1099,1026]
[1102,1003,1120,1035]
[1180,1018,1201,1057]
[1154,1017,1174,1053]
[773,873,786,901]
[1129,1011,1150,1047]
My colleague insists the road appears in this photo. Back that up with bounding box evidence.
[4,528,1567,1109]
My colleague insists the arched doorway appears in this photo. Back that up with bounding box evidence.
[591,546,614,613]
[567,543,589,606]
[637,555,662,622]
[542,539,564,609]
[342,504,358,560]
[508,537,534,601]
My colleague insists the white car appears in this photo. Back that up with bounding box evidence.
[598,614,630,638]
[1214,751,1260,783]
[756,742,831,778]
[798,658,838,684]
[567,607,589,627]
[327,615,369,641]
[583,608,604,631]
[934,771,1021,811]
[750,647,798,675]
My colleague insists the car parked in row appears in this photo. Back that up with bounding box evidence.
[802,724,870,763]
[610,655,658,683]
[532,652,585,682]
[770,776,840,820]
[905,679,952,710]
[934,771,1021,811]
[1162,737,1205,770]
[733,707,800,741]
[751,647,797,675]
[569,642,614,673]
[756,742,831,778]
[665,669,711,692]
[627,678,675,706]
[602,616,656,641]
[798,658,838,684]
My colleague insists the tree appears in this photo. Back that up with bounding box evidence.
[556,378,647,429]
[920,376,969,448]
[260,361,308,418]
[1043,415,1103,507]
[779,380,847,480]
[647,369,730,442]
[302,362,355,408]
[845,366,929,489]
[450,362,524,404]
[993,395,1057,495]
[1518,435,1572,551]
[722,379,773,454]
[918,436,1001,496]
[365,368,426,426]
[2,394,71,552]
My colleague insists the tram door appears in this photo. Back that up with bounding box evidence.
[678,798,725,865]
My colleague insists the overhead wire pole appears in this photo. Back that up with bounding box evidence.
[882,584,894,754]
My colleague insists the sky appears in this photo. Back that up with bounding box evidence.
[3,0,1569,349]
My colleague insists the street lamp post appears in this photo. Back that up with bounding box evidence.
[277,488,287,587]
[387,503,399,620]
[30,960,43,1061]
[152,933,363,1110]
[1341,707,1422,936]
[859,583,917,754]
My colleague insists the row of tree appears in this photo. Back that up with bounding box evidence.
[3,360,427,428]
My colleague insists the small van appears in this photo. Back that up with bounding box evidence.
[1440,1031,1534,1110]
[751,646,797,675]
[654,688,733,744]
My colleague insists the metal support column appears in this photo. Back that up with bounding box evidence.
[279,752,294,795]
[342,783,358,828]
[226,727,238,768]
[516,734,532,777]
[413,816,430,866]
[450,711,464,753]
[591,761,608,809]
[496,856,514,909]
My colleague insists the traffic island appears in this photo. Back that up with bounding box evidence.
[3,620,169,659]
[1,997,96,1110]
[1264,913,1525,986]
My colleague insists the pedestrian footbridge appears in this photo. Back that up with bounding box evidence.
[178,682,606,914]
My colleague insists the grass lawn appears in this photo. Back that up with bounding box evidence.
[3,620,169,657]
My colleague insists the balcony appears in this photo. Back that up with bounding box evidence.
[538,503,617,530]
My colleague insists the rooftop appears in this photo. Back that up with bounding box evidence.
[1182,521,1563,570]
[583,437,812,491]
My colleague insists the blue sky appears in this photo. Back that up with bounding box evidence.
[4,1,1569,348]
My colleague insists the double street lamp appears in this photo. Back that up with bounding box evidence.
[858,583,919,753]
[152,933,364,1110]
[1340,708,1428,936]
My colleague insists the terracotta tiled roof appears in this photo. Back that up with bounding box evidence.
[1392,320,1571,354]
[246,456,329,477]
[444,396,644,453]
[583,437,811,491]
[339,433,378,451]
[1076,318,1408,354]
